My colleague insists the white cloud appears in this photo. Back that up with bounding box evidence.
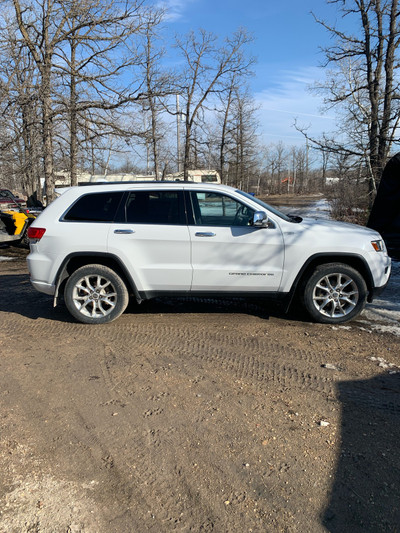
[156,0,199,22]
[254,66,336,145]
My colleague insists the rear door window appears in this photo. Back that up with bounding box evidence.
[124,190,186,225]
[63,192,124,222]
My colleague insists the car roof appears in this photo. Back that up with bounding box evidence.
[57,181,237,195]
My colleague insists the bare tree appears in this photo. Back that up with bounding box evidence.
[307,0,400,204]
[216,72,237,183]
[9,0,148,201]
[55,0,156,186]
[227,87,259,189]
[263,142,288,194]
[175,28,253,180]
[137,9,174,179]
[0,25,42,197]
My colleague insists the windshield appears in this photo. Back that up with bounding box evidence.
[236,190,292,222]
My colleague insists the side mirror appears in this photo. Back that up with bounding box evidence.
[253,211,268,227]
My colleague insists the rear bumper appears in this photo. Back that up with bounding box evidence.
[30,279,55,296]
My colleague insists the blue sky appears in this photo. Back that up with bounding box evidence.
[156,0,348,146]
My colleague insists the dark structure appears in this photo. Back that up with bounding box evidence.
[367,152,400,259]
[323,373,400,532]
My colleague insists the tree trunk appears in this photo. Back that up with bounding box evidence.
[219,84,234,184]
[70,35,78,187]
[42,61,55,204]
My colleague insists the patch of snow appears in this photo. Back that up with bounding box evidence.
[368,356,399,372]
[280,199,331,219]
[362,260,400,336]
[0,256,14,261]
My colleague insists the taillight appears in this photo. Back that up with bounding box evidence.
[27,227,46,240]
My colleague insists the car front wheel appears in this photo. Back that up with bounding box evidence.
[64,264,129,324]
[301,263,367,324]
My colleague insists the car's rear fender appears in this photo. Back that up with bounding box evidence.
[53,252,142,306]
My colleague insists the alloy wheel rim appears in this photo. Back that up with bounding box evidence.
[72,275,117,318]
[312,272,359,318]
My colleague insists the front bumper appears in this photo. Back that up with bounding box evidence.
[368,260,391,302]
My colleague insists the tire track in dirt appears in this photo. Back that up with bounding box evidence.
[60,345,199,532]
[99,323,336,397]
[0,324,334,533]
[0,315,336,398]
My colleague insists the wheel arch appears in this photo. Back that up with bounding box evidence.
[286,253,374,311]
[54,252,141,305]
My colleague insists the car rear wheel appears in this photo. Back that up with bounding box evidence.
[64,264,129,324]
[301,263,367,324]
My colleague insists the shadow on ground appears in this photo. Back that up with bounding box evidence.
[0,273,70,321]
[0,272,300,323]
[324,373,400,532]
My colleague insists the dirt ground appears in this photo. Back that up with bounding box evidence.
[0,247,399,533]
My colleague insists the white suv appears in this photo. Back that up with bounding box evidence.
[27,182,391,325]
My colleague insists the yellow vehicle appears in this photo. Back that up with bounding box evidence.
[0,209,37,247]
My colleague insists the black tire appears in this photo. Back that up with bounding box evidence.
[301,263,367,324]
[64,264,129,324]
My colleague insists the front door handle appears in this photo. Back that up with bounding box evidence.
[195,232,216,237]
[114,229,135,234]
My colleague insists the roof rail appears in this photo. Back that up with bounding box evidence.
[77,180,207,186]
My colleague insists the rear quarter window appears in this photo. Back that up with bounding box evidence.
[63,192,123,222]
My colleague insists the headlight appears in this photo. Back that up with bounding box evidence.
[371,240,385,252]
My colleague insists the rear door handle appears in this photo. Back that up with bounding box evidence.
[114,229,135,234]
[195,232,216,237]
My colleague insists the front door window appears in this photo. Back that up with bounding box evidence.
[190,192,254,227]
